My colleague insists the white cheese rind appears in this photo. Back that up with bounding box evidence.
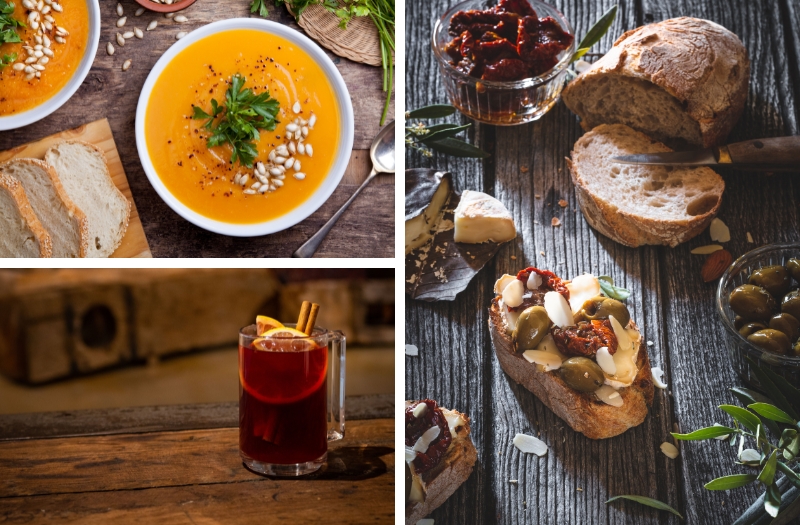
[453,190,516,244]
[405,176,450,254]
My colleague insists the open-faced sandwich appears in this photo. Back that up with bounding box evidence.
[405,399,477,524]
[489,269,654,439]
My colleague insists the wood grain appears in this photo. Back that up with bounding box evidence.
[0,1,394,258]
[0,118,151,258]
[406,0,800,523]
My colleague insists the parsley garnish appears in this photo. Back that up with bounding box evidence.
[191,73,280,168]
[0,0,25,45]
[0,51,16,70]
[249,0,269,17]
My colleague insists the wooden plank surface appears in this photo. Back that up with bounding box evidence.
[0,394,394,441]
[406,0,800,524]
[0,1,394,258]
[0,419,394,524]
[0,118,151,258]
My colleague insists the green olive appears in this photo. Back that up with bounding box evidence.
[513,306,550,352]
[747,329,791,355]
[405,462,412,502]
[734,316,746,330]
[793,339,800,356]
[739,322,767,337]
[769,313,800,342]
[729,284,777,321]
[782,290,800,320]
[558,357,605,393]
[787,258,800,283]
[576,296,631,327]
[749,265,792,298]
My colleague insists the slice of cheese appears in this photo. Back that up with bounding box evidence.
[453,190,516,244]
[405,176,451,254]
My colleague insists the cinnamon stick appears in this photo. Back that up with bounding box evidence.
[304,303,320,335]
[297,301,311,331]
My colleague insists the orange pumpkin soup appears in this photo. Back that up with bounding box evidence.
[145,29,341,225]
[0,0,89,116]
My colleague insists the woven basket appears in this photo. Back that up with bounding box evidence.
[287,3,383,67]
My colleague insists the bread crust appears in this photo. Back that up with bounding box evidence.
[0,173,53,258]
[563,17,750,148]
[1,158,90,258]
[405,405,477,524]
[489,299,653,439]
[568,124,724,248]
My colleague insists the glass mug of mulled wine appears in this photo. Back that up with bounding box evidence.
[238,321,345,476]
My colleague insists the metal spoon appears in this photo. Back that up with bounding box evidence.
[292,122,396,258]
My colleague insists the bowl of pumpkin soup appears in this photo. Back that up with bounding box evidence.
[135,19,355,237]
[0,0,99,130]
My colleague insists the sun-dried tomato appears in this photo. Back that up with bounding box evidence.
[551,320,618,357]
[405,399,452,474]
[515,267,570,298]
[445,0,573,81]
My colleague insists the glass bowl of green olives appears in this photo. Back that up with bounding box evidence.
[717,243,800,387]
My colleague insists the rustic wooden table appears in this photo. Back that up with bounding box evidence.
[406,0,800,523]
[0,1,394,258]
[0,394,394,523]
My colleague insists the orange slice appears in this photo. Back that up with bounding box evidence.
[256,315,283,335]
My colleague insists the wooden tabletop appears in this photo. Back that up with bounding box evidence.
[0,394,394,523]
[406,1,800,524]
[0,1,394,258]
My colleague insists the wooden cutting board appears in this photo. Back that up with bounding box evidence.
[0,118,151,258]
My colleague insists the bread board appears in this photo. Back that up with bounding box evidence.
[0,118,151,258]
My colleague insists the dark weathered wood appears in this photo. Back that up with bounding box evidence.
[0,1,394,258]
[0,394,394,441]
[406,0,800,523]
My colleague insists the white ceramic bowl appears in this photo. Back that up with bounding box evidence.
[135,19,355,237]
[0,0,100,131]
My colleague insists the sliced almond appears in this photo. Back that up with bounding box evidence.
[690,244,723,255]
[513,433,548,456]
[709,218,731,243]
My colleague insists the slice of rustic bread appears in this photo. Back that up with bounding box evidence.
[0,173,52,258]
[562,17,749,148]
[567,124,724,248]
[1,159,89,258]
[44,141,130,258]
[406,404,477,524]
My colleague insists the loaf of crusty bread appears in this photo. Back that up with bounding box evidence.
[44,141,130,258]
[567,124,724,248]
[1,159,89,258]
[562,17,749,148]
[0,173,52,258]
[489,301,654,440]
[406,404,477,524]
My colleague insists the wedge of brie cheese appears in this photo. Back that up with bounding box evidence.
[453,190,516,244]
[405,174,451,254]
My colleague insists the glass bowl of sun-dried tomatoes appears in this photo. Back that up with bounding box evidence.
[432,0,575,126]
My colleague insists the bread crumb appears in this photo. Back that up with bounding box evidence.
[558,199,568,208]
[520,166,529,173]
[576,487,583,491]
[551,217,561,227]
[511,255,516,260]
[747,232,754,243]
[535,194,540,199]
[540,251,545,256]
[509,479,518,483]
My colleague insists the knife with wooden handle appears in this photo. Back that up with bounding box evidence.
[612,136,800,171]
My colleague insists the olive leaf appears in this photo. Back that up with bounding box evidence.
[732,388,782,437]
[720,404,762,433]
[606,495,683,519]
[746,357,799,420]
[777,462,800,488]
[705,473,758,490]
[597,276,630,300]
[748,403,797,425]
[571,4,618,63]
[758,450,779,486]
[419,124,473,144]
[672,425,736,441]
[766,482,782,517]
[407,104,457,119]
[427,137,491,158]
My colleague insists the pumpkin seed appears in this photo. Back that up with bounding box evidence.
[272,179,284,187]
[251,181,261,190]
[305,144,313,157]
[308,113,316,129]
[116,33,125,46]
[12,63,25,71]
[269,168,282,177]
[37,56,48,65]
[293,172,306,180]
[54,35,65,44]
[292,101,301,114]
[176,31,187,40]
[23,65,34,73]
[43,35,50,47]
[288,141,296,155]
[134,27,143,39]
[25,72,35,80]
[284,157,294,169]
[116,3,123,16]
[258,185,270,194]
[274,156,286,165]
[165,12,175,18]
[174,15,188,23]
[243,189,256,195]
[122,59,132,71]
[117,16,127,27]
[285,123,298,133]
[51,1,61,11]
[41,4,50,14]
[43,48,53,57]
[147,20,157,31]
[297,143,305,155]
[32,64,45,71]
[122,31,134,39]
[135,7,145,16]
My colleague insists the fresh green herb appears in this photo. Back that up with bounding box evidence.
[598,275,630,300]
[0,51,16,70]
[674,359,800,521]
[405,104,489,159]
[249,0,270,17]
[571,4,617,63]
[191,73,280,168]
[0,0,25,45]
[606,495,683,519]
[266,0,394,126]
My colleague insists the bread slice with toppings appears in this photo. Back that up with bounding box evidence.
[405,401,477,524]
[490,270,654,440]
[0,173,52,258]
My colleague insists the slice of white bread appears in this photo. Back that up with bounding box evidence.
[0,159,89,258]
[0,173,52,258]
[44,141,130,258]
[562,17,749,148]
[406,402,477,524]
[567,124,724,248]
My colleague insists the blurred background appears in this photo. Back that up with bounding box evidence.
[0,268,394,414]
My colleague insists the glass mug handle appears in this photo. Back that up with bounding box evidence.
[327,330,346,442]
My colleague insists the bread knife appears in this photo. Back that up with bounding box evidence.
[611,136,800,171]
